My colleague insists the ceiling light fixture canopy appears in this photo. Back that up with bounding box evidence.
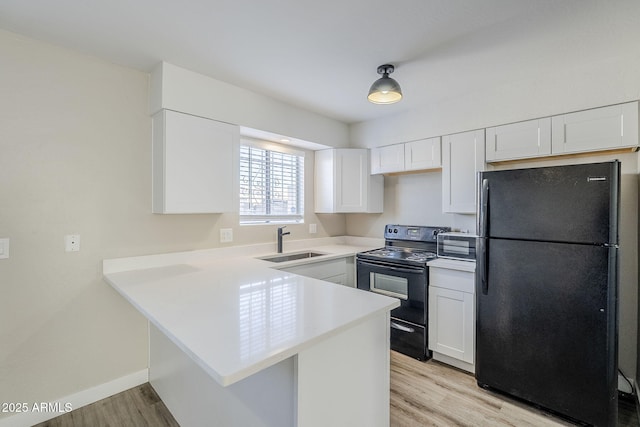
[367,64,402,104]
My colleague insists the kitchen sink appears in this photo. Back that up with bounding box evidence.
[259,251,326,263]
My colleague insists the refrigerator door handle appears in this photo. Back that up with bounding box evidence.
[479,178,489,238]
[478,237,488,294]
[478,178,489,294]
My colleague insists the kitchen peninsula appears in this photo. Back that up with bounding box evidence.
[103,240,399,427]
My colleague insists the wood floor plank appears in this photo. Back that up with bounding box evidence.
[390,350,637,427]
[32,352,639,426]
[32,383,179,427]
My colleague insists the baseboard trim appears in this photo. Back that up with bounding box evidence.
[0,369,149,427]
[431,352,475,374]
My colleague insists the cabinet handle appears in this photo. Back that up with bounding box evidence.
[390,322,415,333]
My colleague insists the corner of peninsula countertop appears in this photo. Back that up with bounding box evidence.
[103,236,399,387]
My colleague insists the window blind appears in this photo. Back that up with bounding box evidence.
[239,142,304,224]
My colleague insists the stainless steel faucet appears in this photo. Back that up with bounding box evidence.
[277,226,290,253]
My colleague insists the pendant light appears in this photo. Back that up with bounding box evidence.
[367,64,402,104]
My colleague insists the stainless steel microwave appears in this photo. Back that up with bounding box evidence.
[436,232,477,261]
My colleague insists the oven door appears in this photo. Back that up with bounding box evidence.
[356,259,427,325]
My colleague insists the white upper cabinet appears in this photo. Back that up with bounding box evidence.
[485,102,639,163]
[405,137,441,171]
[152,109,239,214]
[552,101,639,155]
[370,144,405,174]
[371,137,441,174]
[486,118,551,162]
[442,130,485,214]
[315,149,383,213]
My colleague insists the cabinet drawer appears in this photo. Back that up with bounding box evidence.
[429,267,474,293]
[281,257,347,281]
[322,273,347,286]
[390,319,428,361]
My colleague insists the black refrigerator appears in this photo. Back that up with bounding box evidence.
[476,161,619,426]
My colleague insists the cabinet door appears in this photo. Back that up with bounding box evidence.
[336,149,366,212]
[405,137,441,171]
[442,130,485,214]
[314,149,383,213]
[281,258,347,280]
[370,144,404,174]
[428,286,474,364]
[152,110,238,214]
[336,149,383,213]
[552,101,639,155]
[486,118,551,162]
[314,149,336,213]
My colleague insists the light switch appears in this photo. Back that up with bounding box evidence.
[309,224,317,234]
[0,238,9,259]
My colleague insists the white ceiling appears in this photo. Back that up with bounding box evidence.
[1,0,638,124]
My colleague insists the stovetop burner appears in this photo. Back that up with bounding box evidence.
[356,224,451,266]
[405,251,437,263]
[358,247,437,265]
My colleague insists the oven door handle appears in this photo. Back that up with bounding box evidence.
[357,260,425,274]
[390,322,415,333]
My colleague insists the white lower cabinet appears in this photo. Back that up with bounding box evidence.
[280,256,355,287]
[428,259,476,373]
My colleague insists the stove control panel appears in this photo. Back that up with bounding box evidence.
[384,224,451,242]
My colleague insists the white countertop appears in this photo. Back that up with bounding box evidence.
[103,237,399,387]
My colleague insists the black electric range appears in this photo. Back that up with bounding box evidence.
[356,224,451,360]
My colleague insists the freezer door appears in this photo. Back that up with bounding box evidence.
[479,161,619,244]
[475,239,618,426]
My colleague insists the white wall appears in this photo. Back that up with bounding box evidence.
[151,62,350,148]
[0,29,346,420]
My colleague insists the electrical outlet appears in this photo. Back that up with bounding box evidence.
[220,228,233,243]
[309,224,317,234]
[0,238,9,259]
[65,234,80,252]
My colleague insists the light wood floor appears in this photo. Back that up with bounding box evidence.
[32,383,179,427]
[390,351,638,427]
[34,351,639,426]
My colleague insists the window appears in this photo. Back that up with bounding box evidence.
[239,141,304,224]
